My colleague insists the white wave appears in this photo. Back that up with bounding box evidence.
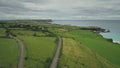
[113,40,120,44]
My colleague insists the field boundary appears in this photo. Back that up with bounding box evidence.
[50,36,62,68]
[13,36,25,68]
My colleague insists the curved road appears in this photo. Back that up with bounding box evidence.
[14,37,25,68]
[50,36,62,68]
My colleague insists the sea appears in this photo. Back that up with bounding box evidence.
[52,20,120,44]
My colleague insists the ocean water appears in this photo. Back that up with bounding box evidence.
[52,20,120,43]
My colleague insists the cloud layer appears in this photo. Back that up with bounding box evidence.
[0,0,120,20]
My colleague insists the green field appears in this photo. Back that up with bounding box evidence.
[19,36,56,68]
[58,30,120,67]
[0,20,120,68]
[0,38,19,68]
[59,38,118,68]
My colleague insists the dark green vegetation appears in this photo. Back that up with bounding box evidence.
[0,20,120,68]
[0,28,5,36]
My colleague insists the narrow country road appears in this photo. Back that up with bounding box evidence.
[50,36,62,68]
[14,37,25,68]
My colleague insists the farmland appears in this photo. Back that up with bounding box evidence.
[11,28,47,36]
[0,38,19,68]
[58,38,118,68]
[19,36,56,68]
[58,30,120,67]
[0,20,120,68]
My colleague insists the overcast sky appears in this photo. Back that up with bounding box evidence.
[0,0,120,20]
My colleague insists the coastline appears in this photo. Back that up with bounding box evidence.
[53,21,120,45]
[52,20,120,45]
[79,26,120,45]
[99,32,120,44]
[113,41,120,44]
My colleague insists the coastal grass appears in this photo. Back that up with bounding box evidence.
[59,38,118,68]
[0,38,19,68]
[59,30,120,67]
[19,36,56,68]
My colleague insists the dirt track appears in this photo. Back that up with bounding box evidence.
[50,36,62,68]
[14,37,25,68]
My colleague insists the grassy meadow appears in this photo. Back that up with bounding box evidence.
[0,28,19,68]
[0,38,19,68]
[57,30,120,67]
[58,38,118,68]
[19,36,56,68]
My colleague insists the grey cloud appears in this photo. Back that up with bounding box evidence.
[0,0,120,20]
[0,0,25,8]
[0,0,30,15]
[72,4,120,16]
[21,0,52,4]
